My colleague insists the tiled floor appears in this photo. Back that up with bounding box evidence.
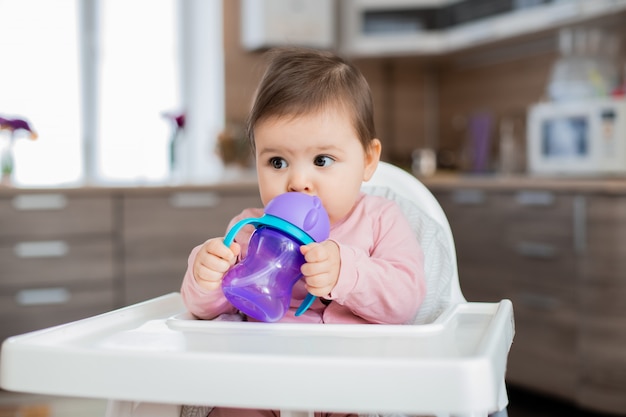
[0,386,618,417]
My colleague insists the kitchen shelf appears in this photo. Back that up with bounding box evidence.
[340,0,626,57]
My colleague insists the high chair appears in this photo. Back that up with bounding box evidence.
[0,162,514,417]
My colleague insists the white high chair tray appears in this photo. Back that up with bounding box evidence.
[0,293,513,415]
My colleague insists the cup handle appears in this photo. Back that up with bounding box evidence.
[295,293,316,316]
[223,218,259,246]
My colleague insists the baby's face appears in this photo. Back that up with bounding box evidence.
[254,107,380,225]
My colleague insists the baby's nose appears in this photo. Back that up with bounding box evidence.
[287,171,312,193]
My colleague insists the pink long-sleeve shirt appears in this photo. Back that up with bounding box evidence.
[181,193,425,324]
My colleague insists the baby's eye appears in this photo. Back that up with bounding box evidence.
[313,155,335,167]
[269,157,288,169]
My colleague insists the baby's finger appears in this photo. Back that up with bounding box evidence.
[300,242,326,263]
[199,253,233,274]
[194,268,223,291]
[300,258,327,277]
[195,266,223,283]
[205,239,237,263]
[228,242,241,264]
[304,274,333,297]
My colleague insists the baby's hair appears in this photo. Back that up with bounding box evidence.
[246,47,376,151]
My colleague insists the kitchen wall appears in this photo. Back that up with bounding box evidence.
[223,1,626,172]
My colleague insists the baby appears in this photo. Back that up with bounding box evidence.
[181,47,425,328]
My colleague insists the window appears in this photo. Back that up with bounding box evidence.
[0,0,81,186]
[0,0,223,187]
[97,0,179,184]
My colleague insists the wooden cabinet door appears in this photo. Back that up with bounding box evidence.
[122,189,262,304]
[434,188,511,303]
[579,195,626,414]
[499,191,581,400]
[433,187,580,400]
[0,192,116,342]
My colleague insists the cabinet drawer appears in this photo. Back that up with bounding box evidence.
[436,189,507,237]
[503,193,577,249]
[500,190,573,215]
[0,194,114,240]
[503,193,582,287]
[435,190,511,302]
[507,280,577,399]
[0,238,115,288]
[579,317,626,413]
[580,274,626,317]
[122,191,262,305]
[124,275,183,305]
[122,192,262,240]
[457,274,510,304]
[0,286,115,342]
[123,236,195,282]
[503,247,579,287]
[122,191,262,270]
[578,195,626,413]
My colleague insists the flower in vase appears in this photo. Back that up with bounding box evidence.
[0,116,38,182]
[161,111,185,171]
[0,116,38,140]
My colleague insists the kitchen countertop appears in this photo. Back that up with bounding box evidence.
[4,171,626,195]
[0,179,259,196]
[420,172,626,194]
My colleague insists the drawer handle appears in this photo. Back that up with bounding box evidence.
[515,191,554,206]
[169,192,221,208]
[573,195,586,254]
[14,241,69,258]
[515,241,556,259]
[451,189,485,205]
[15,288,71,306]
[12,194,68,210]
[519,292,559,311]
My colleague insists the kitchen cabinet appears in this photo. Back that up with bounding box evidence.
[0,183,261,342]
[121,189,262,305]
[501,191,582,400]
[427,177,626,414]
[433,189,511,302]
[579,195,626,414]
[0,192,117,343]
[339,0,626,57]
[435,188,580,399]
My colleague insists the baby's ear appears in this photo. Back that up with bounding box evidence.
[363,138,382,181]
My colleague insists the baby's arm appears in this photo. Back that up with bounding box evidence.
[327,202,426,324]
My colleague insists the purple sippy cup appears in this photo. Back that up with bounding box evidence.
[221,192,330,322]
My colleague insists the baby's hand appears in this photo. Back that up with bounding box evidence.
[193,238,241,291]
[300,240,340,298]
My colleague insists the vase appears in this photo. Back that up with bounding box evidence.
[0,140,13,186]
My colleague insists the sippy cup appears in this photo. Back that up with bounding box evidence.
[221,192,330,322]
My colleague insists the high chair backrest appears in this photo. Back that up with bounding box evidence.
[361,161,465,324]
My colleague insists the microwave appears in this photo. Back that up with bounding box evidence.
[527,98,626,176]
